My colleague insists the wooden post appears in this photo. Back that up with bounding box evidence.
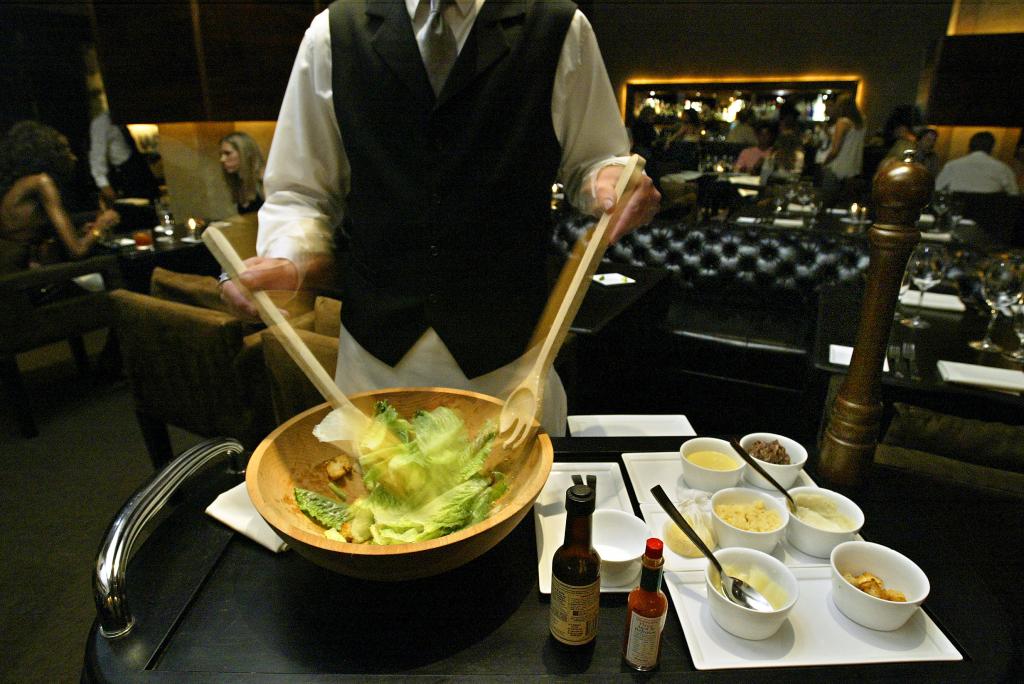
[817,158,932,486]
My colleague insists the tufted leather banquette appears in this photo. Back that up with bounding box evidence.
[552,210,871,391]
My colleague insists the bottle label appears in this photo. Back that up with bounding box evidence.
[624,611,666,668]
[550,576,600,645]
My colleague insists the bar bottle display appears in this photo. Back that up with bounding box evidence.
[621,537,668,671]
[549,483,600,647]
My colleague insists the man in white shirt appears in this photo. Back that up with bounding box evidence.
[221,0,660,435]
[935,132,1019,195]
[88,110,159,206]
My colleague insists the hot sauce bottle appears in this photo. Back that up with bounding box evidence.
[621,537,668,671]
[549,483,600,648]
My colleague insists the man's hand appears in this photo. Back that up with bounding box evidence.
[593,163,662,244]
[219,257,299,320]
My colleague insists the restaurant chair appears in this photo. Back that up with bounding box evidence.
[0,253,123,437]
[874,402,1024,499]
[110,267,277,468]
[261,295,341,423]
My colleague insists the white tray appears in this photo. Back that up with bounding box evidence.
[622,452,815,505]
[567,415,695,437]
[664,566,962,670]
[534,462,634,594]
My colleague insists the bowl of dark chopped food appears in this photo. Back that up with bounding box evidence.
[738,432,807,490]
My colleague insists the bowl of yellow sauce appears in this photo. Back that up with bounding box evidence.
[680,437,744,492]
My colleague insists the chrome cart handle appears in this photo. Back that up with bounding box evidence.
[93,437,244,638]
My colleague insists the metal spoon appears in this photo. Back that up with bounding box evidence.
[650,485,775,613]
[728,438,797,514]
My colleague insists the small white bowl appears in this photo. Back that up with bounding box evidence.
[711,488,788,553]
[739,432,808,490]
[705,547,798,640]
[787,486,864,558]
[592,509,648,586]
[830,541,929,631]
[680,437,744,492]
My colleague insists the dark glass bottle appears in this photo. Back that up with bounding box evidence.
[621,537,668,671]
[549,483,601,647]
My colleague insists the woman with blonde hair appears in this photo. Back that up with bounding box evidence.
[820,93,865,205]
[219,132,265,214]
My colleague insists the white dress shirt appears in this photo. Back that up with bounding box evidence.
[935,151,1019,195]
[258,2,631,435]
[88,111,133,189]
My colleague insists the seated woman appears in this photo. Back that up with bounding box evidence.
[733,122,775,173]
[0,120,119,273]
[219,132,265,214]
[759,132,805,185]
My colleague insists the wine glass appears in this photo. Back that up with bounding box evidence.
[900,244,946,329]
[969,259,1023,352]
[1003,302,1024,362]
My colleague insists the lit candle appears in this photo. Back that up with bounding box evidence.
[850,202,859,216]
[187,218,197,239]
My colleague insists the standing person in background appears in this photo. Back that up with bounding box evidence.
[725,109,757,146]
[218,0,661,436]
[88,110,159,207]
[819,92,865,206]
[1009,134,1024,194]
[631,106,658,155]
[219,132,266,214]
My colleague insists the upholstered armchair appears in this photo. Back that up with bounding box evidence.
[111,267,277,467]
[261,295,341,424]
[0,253,123,437]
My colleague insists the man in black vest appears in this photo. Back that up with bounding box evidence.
[221,0,660,434]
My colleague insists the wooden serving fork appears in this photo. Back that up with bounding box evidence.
[497,154,646,450]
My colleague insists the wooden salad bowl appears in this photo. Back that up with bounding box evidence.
[246,387,553,581]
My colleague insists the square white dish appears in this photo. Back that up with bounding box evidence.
[622,452,815,506]
[664,566,961,670]
[534,462,634,593]
[567,415,695,437]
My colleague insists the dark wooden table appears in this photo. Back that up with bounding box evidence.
[101,232,220,293]
[84,437,1021,681]
[813,285,1024,424]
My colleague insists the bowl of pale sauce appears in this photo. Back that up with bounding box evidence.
[680,437,745,492]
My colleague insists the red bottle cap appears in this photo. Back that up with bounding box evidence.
[644,537,664,560]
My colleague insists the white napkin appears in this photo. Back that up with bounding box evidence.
[773,217,805,228]
[567,414,696,437]
[727,174,761,186]
[592,272,636,286]
[829,344,889,372]
[787,203,814,214]
[206,482,288,553]
[918,213,935,224]
[936,361,1024,393]
[920,231,952,242]
[735,215,759,224]
[899,291,965,311]
[827,207,849,216]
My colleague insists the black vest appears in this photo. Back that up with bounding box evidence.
[328,0,575,378]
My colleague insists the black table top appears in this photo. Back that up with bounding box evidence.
[570,264,670,336]
[814,285,1024,414]
[84,437,1022,682]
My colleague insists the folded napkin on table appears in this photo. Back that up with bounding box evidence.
[937,361,1024,393]
[829,344,889,372]
[787,203,814,214]
[920,231,952,242]
[727,174,761,186]
[772,217,805,228]
[206,482,288,553]
[899,291,965,311]
[568,414,696,437]
[735,215,759,224]
[918,213,935,224]
[826,207,849,216]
